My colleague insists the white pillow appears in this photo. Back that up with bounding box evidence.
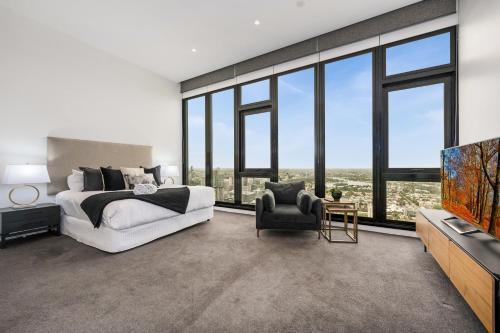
[120,167,144,189]
[67,169,84,191]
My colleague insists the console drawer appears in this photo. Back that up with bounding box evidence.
[1,216,58,234]
[449,242,494,333]
[1,206,60,224]
[428,223,450,276]
[416,212,429,246]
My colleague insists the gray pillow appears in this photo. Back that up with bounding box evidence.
[265,181,305,204]
[262,189,275,212]
[296,190,313,214]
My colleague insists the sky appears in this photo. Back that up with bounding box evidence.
[187,32,450,170]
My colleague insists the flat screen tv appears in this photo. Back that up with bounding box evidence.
[441,137,499,239]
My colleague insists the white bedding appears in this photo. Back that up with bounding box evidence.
[55,185,215,230]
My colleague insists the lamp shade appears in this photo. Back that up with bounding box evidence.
[2,164,51,185]
[166,165,179,177]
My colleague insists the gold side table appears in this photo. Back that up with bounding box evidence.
[321,199,358,243]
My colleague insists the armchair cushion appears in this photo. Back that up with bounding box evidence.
[296,190,313,214]
[262,189,275,212]
[265,181,305,204]
[261,204,317,227]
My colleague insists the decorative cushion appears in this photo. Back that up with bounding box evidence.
[265,181,305,204]
[127,173,157,190]
[296,190,313,214]
[120,167,144,189]
[79,167,104,191]
[133,183,158,195]
[142,165,162,186]
[100,167,126,191]
[67,169,84,192]
[262,189,276,212]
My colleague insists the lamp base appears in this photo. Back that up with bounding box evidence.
[164,177,175,185]
[8,185,40,209]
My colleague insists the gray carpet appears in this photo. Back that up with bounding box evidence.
[0,211,486,333]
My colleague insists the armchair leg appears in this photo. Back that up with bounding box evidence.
[317,230,320,240]
[257,229,260,238]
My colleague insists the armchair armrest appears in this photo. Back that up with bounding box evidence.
[311,196,322,230]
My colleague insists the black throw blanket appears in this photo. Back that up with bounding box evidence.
[80,187,190,228]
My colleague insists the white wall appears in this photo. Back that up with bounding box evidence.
[458,0,500,145]
[0,7,182,207]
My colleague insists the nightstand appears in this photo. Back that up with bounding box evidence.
[0,203,61,248]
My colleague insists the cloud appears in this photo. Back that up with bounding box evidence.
[279,78,308,95]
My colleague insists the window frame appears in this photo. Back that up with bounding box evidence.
[240,107,273,173]
[239,78,272,108]
[183,95,208,186]
[377,27,457,225]
[276,65,317,189]
[182,26,458,230]
[210,87,236,203]
[382,28,456,81]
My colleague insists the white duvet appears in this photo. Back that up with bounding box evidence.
[55,185,215,230]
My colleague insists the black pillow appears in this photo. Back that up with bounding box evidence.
[79,167,104,191]
[100,167,126,191]
[142,165,162,186]
[262,189,275,212]
[265,181,305,204]
[296,190,313,214]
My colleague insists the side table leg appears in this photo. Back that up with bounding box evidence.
[0,235,6,249]
[329,213,332,241]
[354,211,358,242]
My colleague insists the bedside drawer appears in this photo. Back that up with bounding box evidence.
[1,216,59,234]
[1,206,60,224]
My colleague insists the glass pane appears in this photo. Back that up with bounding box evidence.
[278,68,315,192]
[244,112,270,168]
[386,181,442,222]
[386,32,451,76]
[325,53,373,218]
[212,89,234,202]
[187,96,205,185]
[241,79,270,105]
[388,83,444,168]
[242,177,270,205]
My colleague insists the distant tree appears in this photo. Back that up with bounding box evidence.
[477,140,499,235]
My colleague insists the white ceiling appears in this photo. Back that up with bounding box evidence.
[0,0,420,83]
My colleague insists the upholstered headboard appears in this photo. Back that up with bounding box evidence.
[46,137,153,195]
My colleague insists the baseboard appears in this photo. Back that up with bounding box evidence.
[214,206,417,238]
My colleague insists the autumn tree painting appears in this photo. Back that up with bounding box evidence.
[441,137,500,238]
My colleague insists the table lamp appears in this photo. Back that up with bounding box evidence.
[166,165,179,184]
[2,164,51,208]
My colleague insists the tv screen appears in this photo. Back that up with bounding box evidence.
[441,137,499,239]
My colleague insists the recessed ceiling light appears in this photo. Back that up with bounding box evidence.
[191,48,197,53]
[254,20,260,26]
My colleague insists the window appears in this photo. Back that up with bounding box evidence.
[241,177,270,205]
[385,32,451,76]
[382,30,454,223]
[242,111,271,169]
[182,27,457,230]
[325,53,373,217]
[241,79,270,105]
[386,181,441,222]
[212,89,235,202]
[388,83,444,168]
[187,96,205,185]
[278,68,315,191]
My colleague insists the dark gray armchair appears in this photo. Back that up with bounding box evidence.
[255,181,322,239]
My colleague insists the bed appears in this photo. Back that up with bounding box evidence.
[47,137,215,253]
